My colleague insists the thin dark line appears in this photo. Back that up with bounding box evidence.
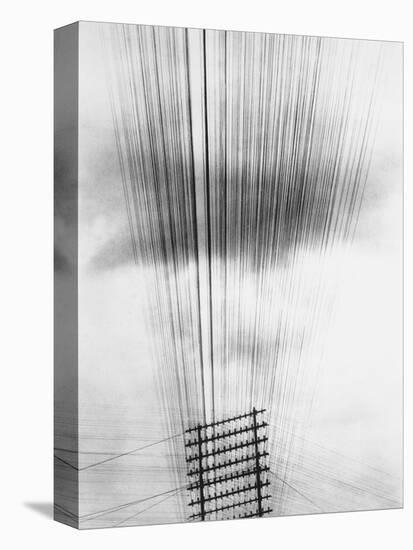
[54,503,77,519]
[81,484,188,522]
[185,28,207,423]
[202,28,215,420]
[114,486,186,527]
[54,432,183,471]
[54,455,78,471]
[270,470,324,512]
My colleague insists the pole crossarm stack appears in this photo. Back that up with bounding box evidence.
[184,408,272,521]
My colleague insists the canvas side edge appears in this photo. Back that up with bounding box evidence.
[54,22,79,529]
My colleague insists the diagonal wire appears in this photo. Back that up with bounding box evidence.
[81,484,189,522]
[54,432,183,471]
[270,470,324,512]
[113,486,186,527]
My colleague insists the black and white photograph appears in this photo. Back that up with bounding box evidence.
[55,21,402,529]
[1,2,410,550]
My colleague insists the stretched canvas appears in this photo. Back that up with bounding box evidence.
[54,21,403,529]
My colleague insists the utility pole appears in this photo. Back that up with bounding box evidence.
[252,407,263,517]
[197,424,206,520]
[185,409,272,521]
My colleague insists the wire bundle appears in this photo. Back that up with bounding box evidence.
[103,24,386,517]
